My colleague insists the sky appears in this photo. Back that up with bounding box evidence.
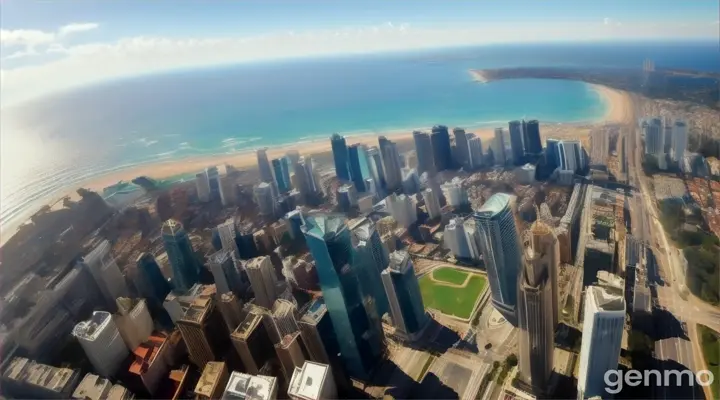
[1,0,718,106]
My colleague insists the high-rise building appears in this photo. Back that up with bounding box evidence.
[577,285,625,399]
[254,182,275,217]
[271,158,290,194]
[218,173,237,207]
[474,193,522,324]
[467,133,484,170]
[618,135,627,175]
[422,188,442,220]
[546,138,560,169]
[298,298,340,366]
[523,120,542,155]
[217,218,239,255]
[643,118,664,156]
[518,244,554,393]
[493,128,506,165]
[302,213,385,379]
[257,148,274,183]
[222,371,278,400]
[177,293,229,369]
[366,146,386,193]
[431,125,452,171]
[196,171,212,202]
[114,298,153,351]
[2,357,81,399]
[84,240,130,310]
[378,136,403,191]
[336,183,357,212]
[207,250,244,296]
[134,253,171,310]
[441,177,468,208]
[349,218,391,318]
[508,120,525,165]
[73,311,129,377]
[413,131,436,176]
[194,362,229,400]
[348,144,371,193]
[463,219,482,261]
[206,166,221,201]
[529,221,560,327]
[218,292,245,332]
[246,256,280,309]
[453,127,469,169]
[331,133,351,182]
[72,373,134,400]
[401,168,421,195]
[272,299,299,337]
[275,332,309,380]
[288,361,337,400]
[381,251,428,340]
[557,140,586,172]
[162,220,199,291]
[671,120,688,162]
[385,193,417,228]
[231,313,277,375]
[444,218,471,259]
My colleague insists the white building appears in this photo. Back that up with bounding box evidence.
[422,188,442,220]
[218,174,237,207]
[288,361,337,400]
[385,193,417,229]
[401,168,421,194]
[671,120,688,162]
[493,128,506,165]
[254,183,275,217]
[441,177,468,208]
[517,163,536,184]
[217,219,239,255]
[643,118,664,156]
[196,171,212,203]
[114,298,153,351]
[557,140,585,172]
[246,256,280,309]
[463,219,482,261]
[84,240,130,310]
[222,371,278,400]
[444,218,471,259]
[577,285,626,399]
[467,133,484,170]
[73,312,129,377]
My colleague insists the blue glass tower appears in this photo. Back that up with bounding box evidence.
[431,125,452,171]
[162,219,199,291]
[523,120,543,155]
[136,252,172,302]
[474,193,523,325]
[285,209,305,243]
[381,251,428,339]
[348,144,370,193]
[546,138,560,169]
[508,120,526,165]
[272,158,290,194]
[302,213,384,379]
[350,218,390,319]
[331,133,351,182]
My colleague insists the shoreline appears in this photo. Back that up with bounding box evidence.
[0,83,632,244]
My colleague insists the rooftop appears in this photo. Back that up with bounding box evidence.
[4,357,76,393]
[73,373,111,400]
[302,213,347,240]
[387,250,411,274]
[232,313,262,340]
[288,361,330,400]
[161,219,185,237]
[590,285,625,312]
[300,298,327,324]
[73,311,113,340]
[179,296,213,324]
[194,362,226,398]
[476,193,512,217]
[223,371,277,400]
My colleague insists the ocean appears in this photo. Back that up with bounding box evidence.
[1,41,718,235]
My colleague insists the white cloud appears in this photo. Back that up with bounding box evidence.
[603,17,622,27]
[58,22,100,37]
[0,29,56,47]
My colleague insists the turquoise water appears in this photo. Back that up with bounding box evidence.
[2,41,718,231]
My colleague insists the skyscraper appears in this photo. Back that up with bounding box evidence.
[206,166,221,201]
[545,138,560,169]
[246,256,280,309]
[378,136,403,191]
[208,250,244,297]
[440,177,468,208]
[196,171,212,203]
[178,293,230,369]
[302,213,385,379]
[453,128,469,169]
[444,218,471,259]
[518,246,554,394]
[413,131,436,176]
[523,120,542,155]
[366,146,386,193]
[330,133,350,182]
[422,188,442,220]
[467,133,484,169]
[162,219,199,291]
[275,332,309,380]
[135,253,172,305]
[256,148,274,183]
[231,313,276,375]
[217,218,239,255]
[671,120,688,162]
[348,144,370,193]
[349,218,390,319]
[254,182,275,217]
[431,125,452,171]
[73,311,129,377]
[298,298,340,366]
[385,193,417,228]
[474,193,522,324]
[493,128,506,165]
[84,240,130,311]
[272,299,299,338]
[508,120,525,165]
[643,118,664,156]
[557,140,585,172]
[272,158,290,194]
[529,221,560,327]
[577,285,625,399]
[381,251,428,340]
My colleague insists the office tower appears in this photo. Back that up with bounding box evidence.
[208,250,243,296]
[222,371,278,400]
[508,120,526,165]
[302,213,385,379]
[216,219,239,255]
[618,135,627,174]
[467,133,484,169]
[546,138,560,169]
[336,183,357,212]
[301,157,319,195]
[218,292,244,331]
[577,285,625,398]
[288,361,337,400]
[330,133,351,182]
[285,209,305,242]
[247,304,283,345]
[218,174,237,207]
[381,251,428,340]
[643,118,664,156]
[206,166,221,201]
[671,120,688,162]
[2,357,81,399]
[557,140,585,172]
[474,193,522,324]
[272,299,299,337]
[196,171,212,202]
[72,373,133,400]
[348,144,370,193]
[275,332,309,380]
[453,127,470,169]
[422,188,442,220]
[162,219,199,291]
[349,217,391,318]
[444,218,471,259]
[256,148,274,183]
[114,298,153,351]
[401,168,421,194]
[254,182,275,217]
[493,128,506,165]
[298,298,340,366]
[518,245,554,393]
[271,158,290,194]
[84,240,130,311]
[463,219,482,261]
[441,177,468,208]
[281,156,293,186]
[55,262,105,321]
[413,131,436,176]
[194,362,229,400]
[178,294,230,369]
[231,313,276,375]
[523,120,542,155]
[379,136,403,191]
[386,193,417,228]
[366,146,387,192]
[73,311,129,377]
[247,256,280,309]
[431,125,452,171]
[529,221,560,326]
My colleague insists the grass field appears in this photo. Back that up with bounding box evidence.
[698,324,719,399]
[419,268,487,319]
[432,267,470,285]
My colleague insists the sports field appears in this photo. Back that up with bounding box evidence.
[419,267,487,319]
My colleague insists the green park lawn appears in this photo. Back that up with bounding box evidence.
[431,267,471,285]
[419,269,487,319]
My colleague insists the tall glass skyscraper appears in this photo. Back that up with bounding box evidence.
[162,219,200,291]
[136,253,172,302]
[413,131,436,177]
[349,218,390,319]
[381,251,427,340]
[430,125,452,171]
[523,120,543,155]
[545,138,560,169]
[272,158,290,194]
[453,128,469,169]
[474,193,522,325]
[508,120,525,165]
[331,133,350,182]
[378,136,403,191]
[302,213,384,379]
[256,148,274,183]
[348,144,369,193]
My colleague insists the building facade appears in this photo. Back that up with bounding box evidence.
[381,251,428,340]
[162,220,199,291]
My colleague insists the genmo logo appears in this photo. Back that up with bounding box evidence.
[604,369,714,394]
